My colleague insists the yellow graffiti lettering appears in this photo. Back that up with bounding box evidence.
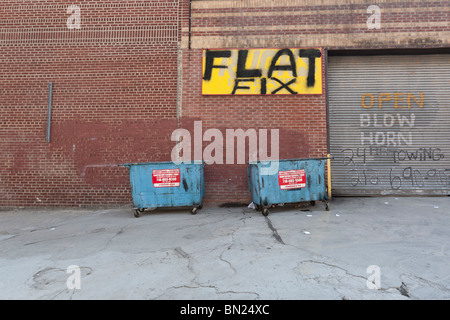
[202,48,322,95]
[394,93,406,109]
[362,92,424,109]
[378,93,392,109]
[361,94,374,109]
[407,92,424,108]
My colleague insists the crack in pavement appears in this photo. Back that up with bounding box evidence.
[396,282,410,298]
[101,225,131,251]
[398,274,450,299]
[170,214,251,294]
[174,247,198,285]
[264,216,285,245]
[30,266,92,300]
[297,260,426,299]
[298,259,368,282]
[167,284,261,299]
[219,248,236,275]
[216,212,253,275]
[49,288,77,300]
[174,247,190,259]
[16,224,126,250]
[216,289,260,299]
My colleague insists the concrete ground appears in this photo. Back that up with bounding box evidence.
[0,197,449,300]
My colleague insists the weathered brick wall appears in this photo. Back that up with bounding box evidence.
[184,0,450,49]
[0,0,181,207]
[181,0,449,204]
[1,0,449,207]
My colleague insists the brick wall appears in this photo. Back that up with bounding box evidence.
[0,0,181,207]
[181,0,449,205]
[184,0,450,49]
[1,0,449,207]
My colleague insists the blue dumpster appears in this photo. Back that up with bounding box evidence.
[248,158,329,216]
[121,161,205,217]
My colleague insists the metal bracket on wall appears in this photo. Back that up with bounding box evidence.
[46,82,53,143]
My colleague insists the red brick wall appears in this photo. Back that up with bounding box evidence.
[185,1,449,49]
[0,0,181,207]
[1,0,449,207]
[180,0,449,205]
[180,49,327,204]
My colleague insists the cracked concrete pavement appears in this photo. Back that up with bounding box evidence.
[0,197,449,300]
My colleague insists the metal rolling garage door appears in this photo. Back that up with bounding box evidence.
[328,54,450,196]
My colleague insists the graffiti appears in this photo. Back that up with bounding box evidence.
[340,147,447,189]
[360,132,412,146]
[389,167,450,190]
[341,147,445,166]
[393,148,444,163]
[346,166,450,188]
[360,113,415,127]
[341,147,444,165]
[361,92,424,109]
[359,93,424,147]
[202,48,323,95]
[340,147,388,166]
[333,82,447,192]
[347,168,380,187]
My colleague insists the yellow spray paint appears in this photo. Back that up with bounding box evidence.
[202,48,323,95]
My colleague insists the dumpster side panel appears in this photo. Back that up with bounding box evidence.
[248,164,262,206]
[250,159,326,206]
[126,162,204,209]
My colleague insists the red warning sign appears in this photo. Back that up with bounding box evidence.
[278,170,306,190]
[152,169,181,188]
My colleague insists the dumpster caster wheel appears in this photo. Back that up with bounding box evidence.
[325,202,330,211]
[134,210,141,218]
[191,207,197,215]
[262,208,269,216]
[310,201,316,206]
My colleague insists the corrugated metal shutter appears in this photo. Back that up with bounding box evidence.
[328,54,450,196]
